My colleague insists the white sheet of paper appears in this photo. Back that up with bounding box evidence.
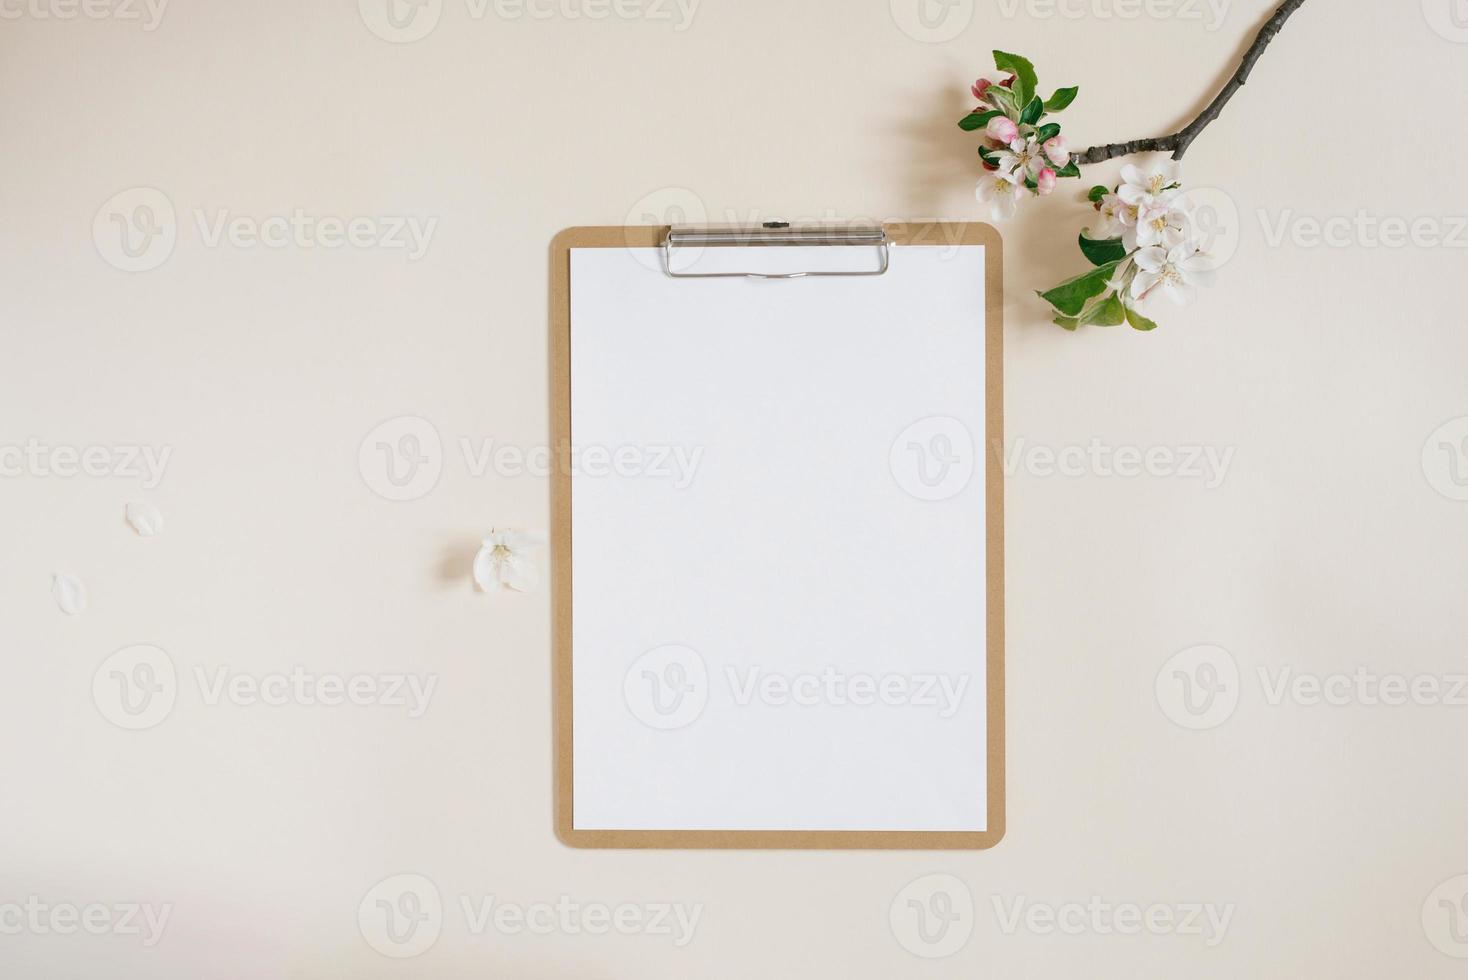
[570,242,988,832]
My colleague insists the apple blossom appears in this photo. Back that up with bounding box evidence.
[976,169,1026,221]
[985,115,1019,144]
[996,137,1049,179]
[1130,239,1216,306]
[1132,195,1192,250]
[1036,168,1058,196]
[1090,193,1131,239]
[972,78,992,100]
[1118,161,1181,208]
[1043,135,1070,167]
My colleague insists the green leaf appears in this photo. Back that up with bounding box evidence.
[992,51,1037,107]
[1020,96,1044,125]
[1053,316,1079,331]
[1087,184,1109,203]
[1053,160,1081,179]
[1037,259,1121,317]
[1082,292,1126,327]
[987,85,1018,118]
[959,109,1001,132]
[1034,122,1061,143]
[1045,86,1078,112]
[1125,306,1159,331]
[978,146,999,165]
[1078,233,1126,266]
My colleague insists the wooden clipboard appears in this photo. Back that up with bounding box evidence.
[550,221,1004,849]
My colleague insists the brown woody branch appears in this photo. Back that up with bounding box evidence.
[1075,0,1307,165]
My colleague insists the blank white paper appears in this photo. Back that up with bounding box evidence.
[570,242,988,832]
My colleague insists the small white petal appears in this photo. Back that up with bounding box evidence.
[1134,247,1167,273]
[1119,163,1143,187]
[1117,184,1148,206]
[498,553,540,593]
[1163,279,1195,305]
[1131,270,1162,299]
[125,502,163,537]
[472,544,501,592]
[53,573,88,615]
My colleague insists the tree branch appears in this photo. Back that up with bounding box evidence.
[1076,0,1307,165]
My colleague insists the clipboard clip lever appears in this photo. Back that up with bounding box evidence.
[662,223,891,279]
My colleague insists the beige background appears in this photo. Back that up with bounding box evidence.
[4,0,1468,976]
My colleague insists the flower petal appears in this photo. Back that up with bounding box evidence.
[1131,270,1162,299]
[1119,163,1144,188]
[1134,246,1167,272]
[52,572,87,615]
[499,553,540,593]
[1163,278,1195,305]
[472,545,501,592]
[1117,184,1148,206]
[125,502,163,537]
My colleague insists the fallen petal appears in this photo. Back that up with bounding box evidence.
[499,553,540,593]
[125,502,164,537]
[472,544,501,592]
[53,573,88,615]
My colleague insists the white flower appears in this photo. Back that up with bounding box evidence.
[995,137,1048,179]
[473,528,545,593]
[1130,194,1193,251]
[976,169,1026,221]
[1129,239,1216,306]
[1090,192,1133,239]
[1117,160,1181,209]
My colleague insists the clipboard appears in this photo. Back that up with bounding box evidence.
[550,221,1004,849]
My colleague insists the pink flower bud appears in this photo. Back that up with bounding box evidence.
[1043,135,1070,167]
[985,116,1018,144]
[971,78,992,100]
[1037,168,1057,196]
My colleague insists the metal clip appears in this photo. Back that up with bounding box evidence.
[662,222,891,279]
